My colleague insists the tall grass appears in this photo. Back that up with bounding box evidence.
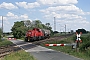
[2,50,36,60]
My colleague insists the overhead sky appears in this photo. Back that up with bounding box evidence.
[0,0,90,32]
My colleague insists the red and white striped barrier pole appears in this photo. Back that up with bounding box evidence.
[8,38,16,40]
[45,44,66,46]
[45,44,73,46]
[45,43,77,49]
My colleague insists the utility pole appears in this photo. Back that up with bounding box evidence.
[65,24,66,36]
[54,17,56,31]
[2,16,3,38]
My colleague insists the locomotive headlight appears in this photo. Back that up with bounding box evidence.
[29,32,31,34]
[28,32,31,36]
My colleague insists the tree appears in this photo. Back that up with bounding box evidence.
[24,20,32,30]
[32,20,43,28]
[76,29,87,34]
[45,23,50,27]
[45,23,52,30]
[11,21,28,38]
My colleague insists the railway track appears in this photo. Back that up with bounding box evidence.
[0,44,21,58]
[32,33,74,45]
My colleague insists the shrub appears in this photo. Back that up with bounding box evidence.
[79,41,90,51]
[79,35,90,51]
[72,35,76,42]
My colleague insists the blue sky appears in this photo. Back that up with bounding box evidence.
[0,0,90,32]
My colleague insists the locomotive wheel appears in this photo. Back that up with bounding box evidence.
[33,37,36,41]
[42,36,45,40]
[33,37,39,41]
[39,36,41,40]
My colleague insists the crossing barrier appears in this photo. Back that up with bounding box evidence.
[46,44,69,46]
[8,37,16,40]
[45,43,76,49]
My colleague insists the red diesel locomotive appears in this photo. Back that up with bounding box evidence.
[25,28,50,42]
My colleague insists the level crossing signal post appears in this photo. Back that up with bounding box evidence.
[75,32,82,52]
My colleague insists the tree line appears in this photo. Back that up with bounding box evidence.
[11,20,52,39]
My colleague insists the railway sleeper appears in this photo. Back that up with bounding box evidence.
[0,52,10,58]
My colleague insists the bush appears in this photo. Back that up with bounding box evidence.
[72,35,76,42]
[53,31,59,34]
[80,41,90,51]
[72,34,90,51]
[0,40,13,47]
[79,34,90,51]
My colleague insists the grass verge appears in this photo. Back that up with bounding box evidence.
[1,50,36,60]
[0,40,13,47]
[41,35,90,60]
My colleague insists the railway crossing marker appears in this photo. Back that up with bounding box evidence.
[75,32,82,52]
[76,32,82,43]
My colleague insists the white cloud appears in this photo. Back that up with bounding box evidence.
[7,12,15,16]
[16,1,40,9]
[5,12,31,20]
[42,11,85,21]
[0,0,90,32]
[6,12,18,19]
[86,12,90,15]
[0,23,1,27]
[56,19,90,31]
[5,12,34,24]
[0,16,2,20]
[40,5,85,15]
[15,0,78,9]
[40,4,90,24]
[37,0,78,6]
[20,14,28,19]
[0,2,18,10]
